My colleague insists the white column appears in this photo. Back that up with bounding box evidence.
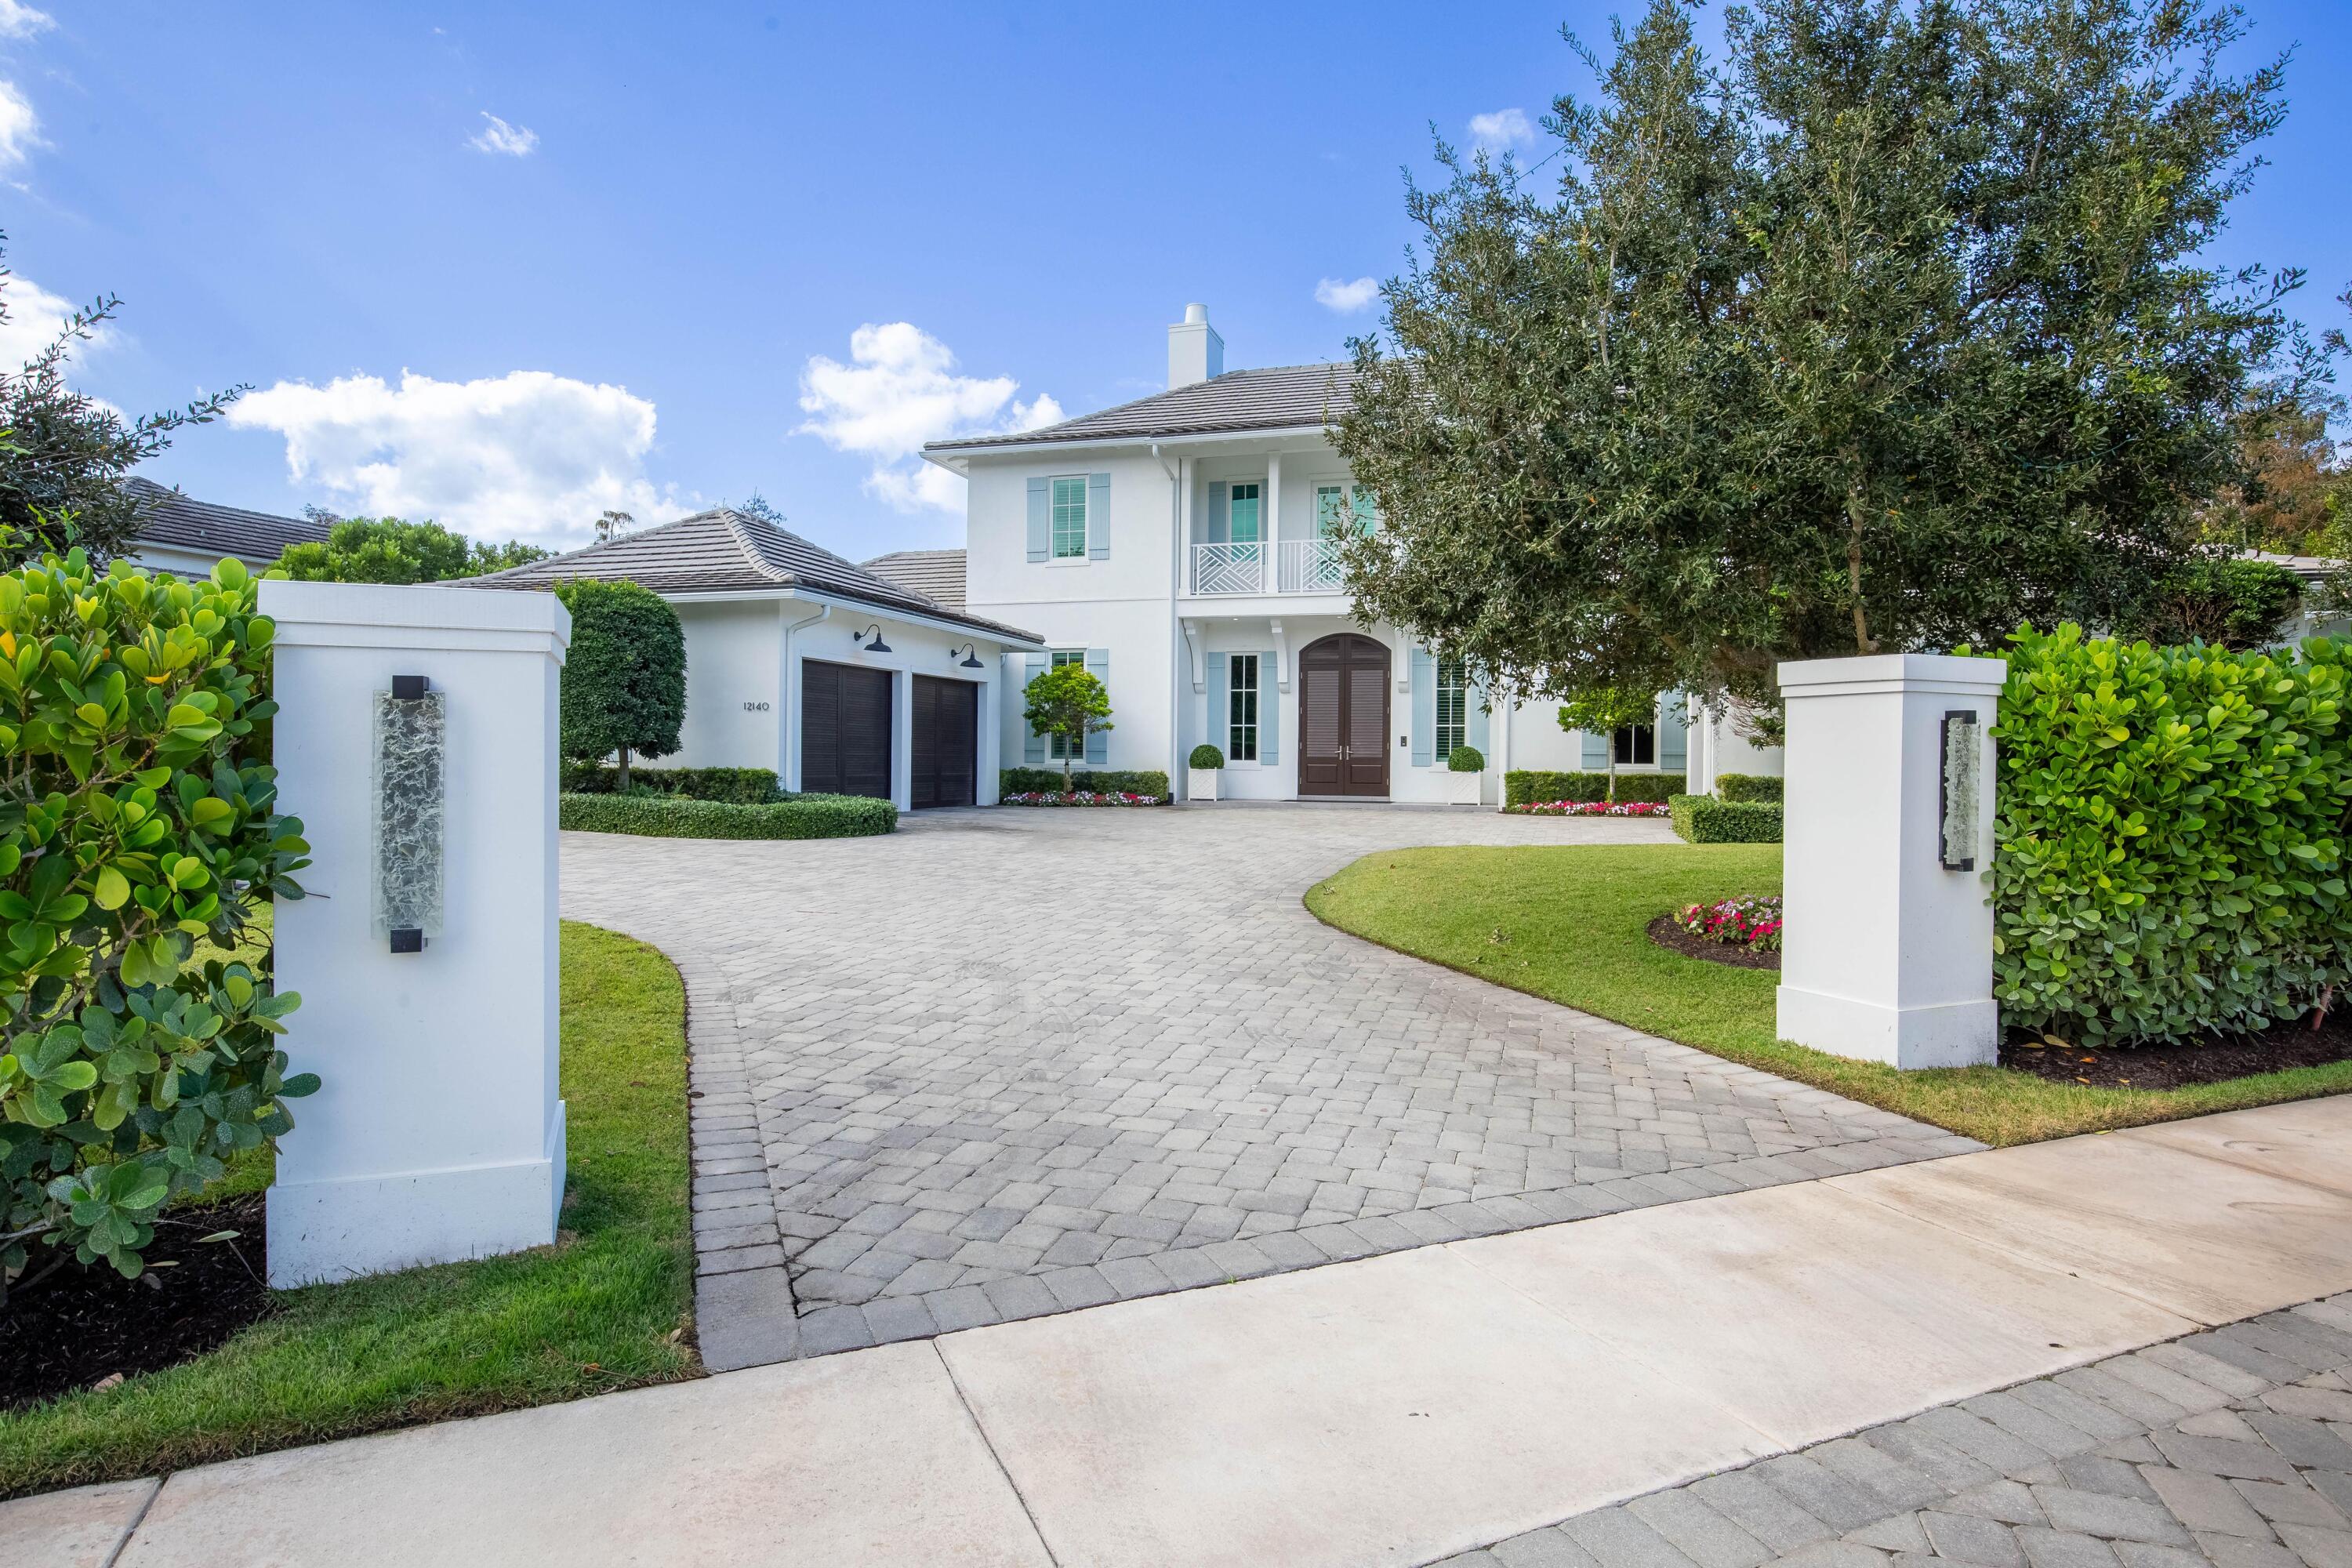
[262,582,570,1286]
[1776,653,2005,1070]
[1264,452,1281,592]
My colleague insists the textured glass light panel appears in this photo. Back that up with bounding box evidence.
[372,689,447,939]
[1940,711,1980,871]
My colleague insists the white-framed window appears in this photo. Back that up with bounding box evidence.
[1229,653,1260,763]
[1436,656,1467,763]
[1613,724,1657,765]
[1051,477,1088,560]
[1047,648,1087,760]
[1315,483,1378,537]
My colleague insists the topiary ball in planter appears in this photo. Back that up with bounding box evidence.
[1446,745,1485,774]
[1446,745,1486,804]
[1187,743,1224,803]
[1189,744,1225,770]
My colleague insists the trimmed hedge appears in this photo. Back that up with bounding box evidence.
[1717,773,1784,804]
[561,764,782,804]
[1990,626,2352,1046]
[1000,768,1171,800]
[1668,794,1784,844]
[1504,770,1688,806]
[559,791,895,840]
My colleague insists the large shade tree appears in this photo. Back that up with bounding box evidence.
[274,515,548,583]
[1334,0,2328,708]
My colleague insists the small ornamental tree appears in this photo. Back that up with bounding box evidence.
[554,579,685,790]
[1023,662,1112,789]
[274,516,548,584]
[0,544,313,1301]
[1559,687,1655,799]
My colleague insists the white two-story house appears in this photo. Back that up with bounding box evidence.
[922,305,1781,804]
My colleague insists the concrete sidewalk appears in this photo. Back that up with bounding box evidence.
[13,1094,2352,1568]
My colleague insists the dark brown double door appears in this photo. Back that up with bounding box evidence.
[909,675,977,809]
[1298,633,1391,797]
[801,659,892,799]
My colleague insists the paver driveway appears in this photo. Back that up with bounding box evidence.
[561,804,1979,1368]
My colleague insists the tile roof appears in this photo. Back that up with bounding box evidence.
[122,477,330,563]
[465,509,1038,643]
[860,548,965,612]
[925,362,1358,453]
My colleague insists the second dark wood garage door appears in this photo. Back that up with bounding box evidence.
[910,676,978,809]
[801,659,892,800]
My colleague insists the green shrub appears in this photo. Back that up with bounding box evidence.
[1668,794,1784,844]
[1447,744,1486,774]
[1716,772,1784,804]
[1188,745,1225,770]
[1990,625,2352,1046]
[1610,772,1687,804]
[1000,768,1170,800]
[0,553,314,1291]
[559,792,895,840]
[1504,770,1687,804]
[560,764,780,804]
[554,579,685,789]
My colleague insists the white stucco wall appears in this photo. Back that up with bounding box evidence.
[670,601,782,771]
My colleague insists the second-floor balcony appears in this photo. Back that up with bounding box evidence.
[1189,539,1348,597]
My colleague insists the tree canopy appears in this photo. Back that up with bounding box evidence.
[554,579,686,788]
[1022,662,1112,788]
[274,515,549,584]
[1334,0,2329,707]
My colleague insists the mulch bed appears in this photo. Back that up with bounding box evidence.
[1646,913,1781,971]
[2000,1013,2352,1090]
[1,1195,276,1412]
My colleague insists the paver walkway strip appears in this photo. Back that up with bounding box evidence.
[18,1095,2347,1568]
[560,806,1975,1365]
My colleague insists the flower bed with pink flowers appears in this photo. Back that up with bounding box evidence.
[1672,895,1783,952]
[1503,800,1672,818]
[1002,789,1164,808]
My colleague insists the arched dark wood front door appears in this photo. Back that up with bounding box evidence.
[1298,633,1391,798]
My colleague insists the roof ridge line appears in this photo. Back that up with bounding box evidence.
[716,510,800,584]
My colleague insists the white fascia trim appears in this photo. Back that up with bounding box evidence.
[658,586,1044,648]
[920,423,1330,467]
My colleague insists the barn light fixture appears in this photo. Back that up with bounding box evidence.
[948,642,984,669]
[854,623,891,654]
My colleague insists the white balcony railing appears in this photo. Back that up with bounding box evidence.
[1189,538,1348,597]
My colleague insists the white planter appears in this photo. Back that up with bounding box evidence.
[1449,769,1484,805]
[1189,767,1221,801]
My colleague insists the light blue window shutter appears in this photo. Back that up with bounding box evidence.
[1206,653,1229,760]
[1260,651,1279,764]
[1581,728,1610,768]
[1659,693,1688,774]
[1468,680,1490,760]
[1083,648,1110,764]
[1409,647,1435,768]
[1022,652,1047,764]
[1087,472,1110,560]
[1025,478,1049,563]
[1207,482,1230,545]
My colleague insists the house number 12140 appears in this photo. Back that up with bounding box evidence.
[742,701,771,712]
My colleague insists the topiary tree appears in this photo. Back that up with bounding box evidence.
[1022,663,1112,790]
[1189,743,1225,770]
[0,543,314,1301]
[554,579,684,790]
[1559,688,1656,800]
[274,515,547,585]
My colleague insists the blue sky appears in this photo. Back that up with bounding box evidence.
[3,1,2347,561]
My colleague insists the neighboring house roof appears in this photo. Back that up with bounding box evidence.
[466,509,1038,643]
[924,362,1358,454]
[122,477,329,563]
[2248,550,2338,581]
[861,548,965,612]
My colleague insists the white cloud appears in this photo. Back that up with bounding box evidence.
[467,112,538,157]
[1314,276,1379,314]
[1468,107,1536,152]
[0,269,95,370]
[0,2,52,38]
[0,78,42,169]
[796,322,1060,514]
[227,369,684,546]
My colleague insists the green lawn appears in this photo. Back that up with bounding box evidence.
[0,920,698,1499]
[1305,844,2352,1148]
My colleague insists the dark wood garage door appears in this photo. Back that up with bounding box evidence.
[910,676,978,810]
[801,659,892,800]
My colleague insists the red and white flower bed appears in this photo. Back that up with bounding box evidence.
[1002,789,1163,808]
[1673,895,1783,952]
[1504,800,1671,817]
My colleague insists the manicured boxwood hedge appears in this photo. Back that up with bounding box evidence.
[1668,794,1784,844]
[1504,770,1687,806]
[560,764,782,804]
[1990,626,2352,1045]
[559,791,895,839]
[1000,768,1171,800]
[1716,772,1784,804]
